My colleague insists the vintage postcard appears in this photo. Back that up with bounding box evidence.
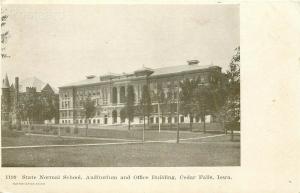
[0,1,299,193]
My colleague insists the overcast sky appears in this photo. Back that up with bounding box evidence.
[2,4,239,88]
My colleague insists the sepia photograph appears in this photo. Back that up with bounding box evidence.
[1,4,240,167]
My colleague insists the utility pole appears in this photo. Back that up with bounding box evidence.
[142,96,145,142]
[176,81,180,144]
[143,111,145,142]
[158,102,161,133]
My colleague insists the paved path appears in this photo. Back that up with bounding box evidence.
[179,134,225,141]
[2,141,143,149]
[24,133,139,141]
[2,134,227,149]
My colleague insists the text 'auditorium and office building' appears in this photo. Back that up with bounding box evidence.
[59,60,222,125]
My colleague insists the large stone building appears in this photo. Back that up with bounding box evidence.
[1,75,59,128]
[59,61,222,125]
[1,75,19,128]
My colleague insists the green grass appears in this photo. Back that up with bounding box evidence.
[1,131,240,167]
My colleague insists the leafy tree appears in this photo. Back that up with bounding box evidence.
[193,84,211,133]
[141,85,152,124]
[213,46,240,139]
[166,82,176,130]
[139,84,152,135]
[224,46,240,122]
[1,8,10,58]
[53,95,60,124]
[19,92,39,128]
[123,85,135,130]
[154,84,166,125]
[192,70,228,133]
[41,93,58,123]
[82,95,96,136]
[179,78,198,131]
[208,71,229,129]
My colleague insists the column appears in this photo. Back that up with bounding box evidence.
[117,86,120,104]
[134,85,138,103]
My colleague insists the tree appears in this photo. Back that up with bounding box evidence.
[41,93,58,123]
[155,84,165,106]
[179,78,198,131]
[166,82,175,130]
[1,8,10,58]
[82,95,96,136]
[154,84,166,129]
[139,84,152,140]
[123,85,135,130]
[140,85,152,125]
[208,71,228,130]
[19,92,40,129]
[192,70,228,133]
[193,84,211,133]
[53,96,60,124]
[218,46,240,140]
[224,46,240,122]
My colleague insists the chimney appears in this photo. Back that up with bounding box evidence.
[86,75,95,79]
[187,60,199,65]
[15,77,19,101]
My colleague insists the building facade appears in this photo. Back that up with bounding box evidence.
[59,61,222,125]
[1,75,59,128]
[1,75,19,128]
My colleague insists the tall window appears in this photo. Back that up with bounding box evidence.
[112,87,118,104]
[120,86,125,103]
[102,88,107,104]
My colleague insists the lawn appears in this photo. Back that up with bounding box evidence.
[2,134,135,147]
[1,130,240,167]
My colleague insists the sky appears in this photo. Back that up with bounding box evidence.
[2,4,239,88]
